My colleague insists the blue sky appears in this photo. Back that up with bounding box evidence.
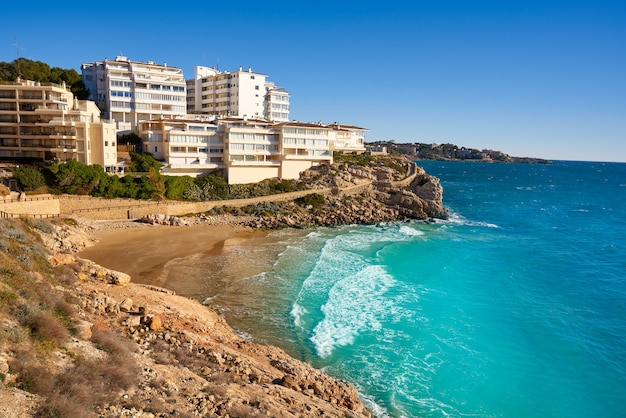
[4,0,626,162]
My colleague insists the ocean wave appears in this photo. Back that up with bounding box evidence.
[441,211,500,229]
[310,265,396,358]
[290,302,308,329]
[398,225,426,237]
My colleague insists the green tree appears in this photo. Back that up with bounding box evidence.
[164,176,194,200]
[12,167,46,191]
[16,58,50,81]
[0,62,16,81]
[129,152,162,173]
[54,160,107,195]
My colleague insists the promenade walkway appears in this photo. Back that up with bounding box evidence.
[0,163,419,221]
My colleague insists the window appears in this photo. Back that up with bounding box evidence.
[255,85,259,90]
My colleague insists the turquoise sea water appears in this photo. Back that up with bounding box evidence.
[218,160,626,417]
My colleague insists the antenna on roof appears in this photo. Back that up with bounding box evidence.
[13,38,21,79]
[216,57,219,71]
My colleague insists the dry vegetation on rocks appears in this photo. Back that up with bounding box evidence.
[0,217,370,417]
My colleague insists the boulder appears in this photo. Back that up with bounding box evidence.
[108,270,131,285]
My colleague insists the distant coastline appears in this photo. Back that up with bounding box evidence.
[367,141,553,164]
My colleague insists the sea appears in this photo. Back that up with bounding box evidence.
[203,160,626,417]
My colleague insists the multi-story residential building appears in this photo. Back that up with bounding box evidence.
[264,82,290,122]
[140,115,223,177]
[139,116,365,183]
[186,66,290,122]
[81,56,187,133]
[0,79,117,169]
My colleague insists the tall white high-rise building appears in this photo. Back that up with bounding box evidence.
[81,56,187,133]
[186,66,289,122]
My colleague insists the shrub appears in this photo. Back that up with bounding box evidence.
[22,310,68,346]
[12,166,46,191]
[129,152,162,173]
[295,193,325,209]
[9,351,55,394]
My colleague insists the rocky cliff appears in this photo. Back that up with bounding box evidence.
[0,218,370,417]
[205,158,447,229]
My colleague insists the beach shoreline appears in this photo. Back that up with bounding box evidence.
[78,222,272,293]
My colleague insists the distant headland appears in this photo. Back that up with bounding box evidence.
[367,141,552,164]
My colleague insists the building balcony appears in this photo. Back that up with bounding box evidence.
[49,132,77,139]
[228,160,281,166]
[284,154,331,161]
[48,117,79,126]
[49,147,78,153]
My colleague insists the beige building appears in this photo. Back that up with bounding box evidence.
[0,79,117,169]
[82,56,187,133]
[139,116,365,184]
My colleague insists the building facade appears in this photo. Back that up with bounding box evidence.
[186,66,290,122]
[81,56,187,133]
[0,79,117,169]
[139,116,365,183]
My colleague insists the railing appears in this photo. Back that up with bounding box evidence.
[0,210,60,219]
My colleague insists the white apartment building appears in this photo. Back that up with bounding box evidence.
[138,117,365,184]
[264,81,290,122]
[186,66,290,122]
[81,56,187,133]
[140,115,224,177]
[0,79,117,169]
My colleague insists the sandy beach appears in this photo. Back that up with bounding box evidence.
[78,223,273,297]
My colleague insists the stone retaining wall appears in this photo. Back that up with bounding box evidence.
[0,163,420,221]
[0,195,60,218]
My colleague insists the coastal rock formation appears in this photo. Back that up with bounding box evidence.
[0,218,370,417]
[212,159,447,229]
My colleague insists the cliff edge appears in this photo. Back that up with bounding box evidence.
[0,218,370,417]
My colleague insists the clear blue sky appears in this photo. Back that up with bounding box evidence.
[4,0,626,162]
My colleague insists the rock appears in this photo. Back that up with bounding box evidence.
[125,315,142,328]
[147,315,163,331]
[119,298,133,312]
[108,270,131,285]
[48,253,76,266]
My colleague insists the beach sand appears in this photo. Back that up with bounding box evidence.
[78,224,272,296]
[78,222,310,352]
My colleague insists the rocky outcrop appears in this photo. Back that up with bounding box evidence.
[70,256,370,417]
[137,213,189,226]
[211,158,447,229]
[0,220,370,417]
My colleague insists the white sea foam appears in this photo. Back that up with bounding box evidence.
[398,225,426,237]
[310,265,396,358]
[290,302,308,329]
[445,211,499,228]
